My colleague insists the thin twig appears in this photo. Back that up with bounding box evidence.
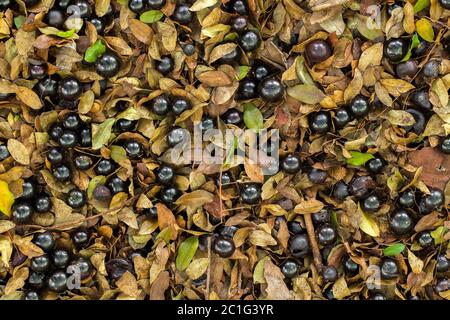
[205,235,212,300]
[304,213,323,273]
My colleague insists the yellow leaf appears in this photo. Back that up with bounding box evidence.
[416,18,435,42]
[294,199,325,214]
[379,79,415,97]
[15,86,42,110]
[408,249,424,274]
[7,139,30,165]
[359,211,380,237]
[0,180,14,217]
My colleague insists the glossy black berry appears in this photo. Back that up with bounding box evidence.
[308,168,328,184]
[47,147,64,165]
[395,60,417,79]
[52,164,72,182]
[440,0,450,9]
[28,271,46,289]
[305,39,332,63]
[89,17,105,34]
[148,95,171,116]
[36,76,59,98]
[29,62,47,80]
[411,37,429,57]
[144,206,158,219]
[216,172,232,187]
[69,257,92,279]
[440,136,450,154]
[386,2,402,15]
[404,108,426,135]
[237,79,258,100]
[317,224,337,246]
[258,77,284,102]
[229,0,248,14]
[217,225,238,239]
[251,62,271,82]
[410,90,432,111]
[167,127,189,147]
[309,111,331,134]
[238,30,261,52]
[172,4,193,25]
[333,107,352,129]
[0,0,11,10]
[155,164,175,185]
[436,254,449,273]
[93,185,112,202]
[171,97,191,115]
[79,126,92,147]
[384,38,408,63]
[0,144,10,161]
[45,9,65,28]
[200,117,215,132]
[21,180,37,200]
[281,154,301,174]
[58,77,82,100]
[419,188,444,214]
[34,194,52,213]
[33,231,56,252]
[349,176,375,199]
[343,257,359,276]
[435,277,450,293]
[128,0,146,13]
[290,234,310,258]
[30,254,51,273]
[160,186,181,204]
[72,0,92,19]
[52,249,70,268]
[333,181,349,200]
[74,154,93,170]
[56,0,71,9]
[349,94,370,119]
[182,43,195,56]
[231,16,248,33]
[323,265,338,282]
[106,258,134,280]
[12,202,33,224]
[288,221,304,234]
[24,291,39,300]
[222,108,243,125]
[49,123,64,141]
[58,130,78,148]
[107,176,128,195]
[72,230,89,248]
[47,270,68,292]
[62,113,82,131]
[241,183,261,204]
[95,159,116,176]
[123,140,143,159]
[361,195,381,213]
[365,157,385,174]
[67,188,87,209]
[312,208,331,225]
[281,259,299,278]
[147,0,165,9]
[399,190,415,208]
[114,119,136,133]
[423,60,440,78]
[380,258,399,279]
[213,236,235,258]
[389,210,413,235]
[370,292,386,300]
[96,51,121,78]
[417,231,433,248]
[218,44,241,65]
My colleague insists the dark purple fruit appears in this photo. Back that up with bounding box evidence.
[309,111,331,134]
[238,30,260,52]
[240,183,261,204]
[289,233,310,258]
[213,236,235,258]
[349,176,375,199]
[258,77,284,102]
[305,40,332,63]
[389,210,413,235]
[96,51,121,78]
[384,38,408,63]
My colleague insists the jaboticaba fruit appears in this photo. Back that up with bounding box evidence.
[258,78,284,102]
[305,39,332,63]
[95,51,121,78]
[309,111,331,134]
[384,38,408,62]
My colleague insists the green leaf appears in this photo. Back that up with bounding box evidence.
[176,236,199,271]
[359,211,380,237]
[401,33,420,62]
[243,103,263,130]
[383,243,406,256]
[237,65,250,81]
[413,0,430,13]
[139,10,164,23]
[416,18,434,42]
[92,119,115,149]
[57,29,76,38]
[345,151,375,166]
[253,256,269,284]
[110,145,127,163]
[431,226,448,245]
[14,16,26,29]
[224,136,238,166]
[223,32,238,42]
[87,175,106,199]
[84,40,106,63]
[296,56,315,86]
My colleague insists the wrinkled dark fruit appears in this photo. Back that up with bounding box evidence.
[106,258,134,280]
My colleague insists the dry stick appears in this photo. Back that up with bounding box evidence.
[205,235,212,300]
[304,213,323,273]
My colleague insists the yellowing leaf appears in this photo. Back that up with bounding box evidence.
[249,230,277,247]
[7,139,30,165]
[386,110,416,126]
[379,79,415,97]
[186,258,209,280]
[15,86,42,109]
[408,249,424,274]
[0,180,14,218]
[287,84,325,104]
[294,199,325,214]
[416,18,434,42]
[359,211,380,237]
[190,0,217,11]
[332,276,352,300]
[358,43,383,71]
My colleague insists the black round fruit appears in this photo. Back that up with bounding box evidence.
[128,0,146,13]
[62,113,82,131]
[0,144,9,161]
[290,234,310,258]
[74,155,93,170]
[323,265,338,282]
[288,221,304,234]
[148,95,171,116]
[36,76,59,98]
[389,210,413,235]
[0,0,11,10]
[49,123,64,141]
[172,4,193,24]
[96,51,121,78]
[237,79,258,100]
[182,43,195,56]
[439,0,450,9]
[28,271,46,289]
[115,119,136,133]
[380,258,399,279]
[21,180,37,200]
[213,236,235,258]
[386,2,402,15]
[171,97,191,115]
[217,225,239,239]
[251,62,271,82]
[333,181,349,200]
[349,176,375,199]
[365,157,385,174]
[33,231,56,252]
[47,270,68,292]
[419,188,444,214]
[167,127,189,147]
[312,208,330,225]
[45,9,65,28]
[156,55,174,75]
[411,37,429,57]
[52,164,72,182]
[58,130,78,148]
[34,194,52,213]
[281,259,299,278]
[123,140,143,159]
[95,159,116,176]
[160,186,181,204]
[436,254,449,273]
[12,202,33,224]
[24,291,39,300]
[440,136,450,154]
[405,108,426,135]
[417,231,433,248]
[333,107,352,129]
[147,0,165,9]
[423,60,440,78]
[231,16,248,33]
[52,249,70,268]
[317,224,337,246]
[106,258,134,280]
[281,154,301,174]
[435,277,450,293]
[72,0,92,19]
[410,90,432,111]
[370,292,386,300]
[308,168,328,184]
[107,176,128,195]
[228,0,248,14]
[29,62,47,80]
[398,190,416,208]
[30,255,51,273]
[90,17,105,34]
[361,195,381,213]
[309,111,331,134]
[67,188,87,209]
[241,183,261,204]
[222,108,243,125]
[305,39,332,63]
[258,77,284,102]
[395,60,418,79]
[238,30,261,52]
[47,147,64,165]
[349,94,370,118]
[384,38,408,62]
[155,164,175,185]
[69,257,92,279]
[72,230,89,248]
[343,256,359,275]
[58,77,82,100]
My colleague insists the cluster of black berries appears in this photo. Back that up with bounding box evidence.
[12,180,51,224]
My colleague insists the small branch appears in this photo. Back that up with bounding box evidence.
[304,213,323,273]
[205,236,212,300]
